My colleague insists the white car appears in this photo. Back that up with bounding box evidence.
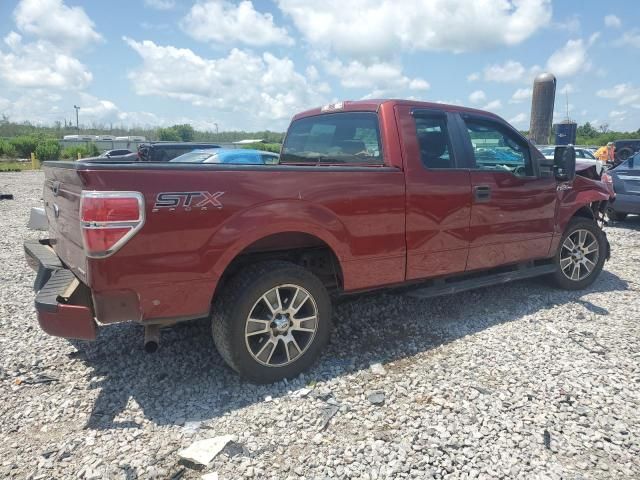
[539,146,605,175]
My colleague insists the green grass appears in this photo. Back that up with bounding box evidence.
[0,161,38,172]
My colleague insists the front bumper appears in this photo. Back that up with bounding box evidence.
[24,240,96,340]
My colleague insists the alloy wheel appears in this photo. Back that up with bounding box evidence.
[244,284,319,367]
[560,229,600,281]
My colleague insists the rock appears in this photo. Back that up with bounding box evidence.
[201,473,219,480]
[178,435,234,466]
[370,363,387,375]
[368,391,385,406]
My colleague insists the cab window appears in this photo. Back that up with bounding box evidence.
[414,116,455,169]
[281,112,382,165]
[464,119,533,177]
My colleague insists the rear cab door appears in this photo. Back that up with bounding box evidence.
[396,104,472,280]
[454,113,558,270]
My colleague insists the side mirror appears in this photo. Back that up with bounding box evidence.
[554,145,576,181]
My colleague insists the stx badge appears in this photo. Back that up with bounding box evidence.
[153,191,225,211]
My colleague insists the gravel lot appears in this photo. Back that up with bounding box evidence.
[1,171,639,480]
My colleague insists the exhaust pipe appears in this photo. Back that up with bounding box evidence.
[144,325,161,353]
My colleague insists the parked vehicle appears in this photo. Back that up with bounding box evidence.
[614,139,640,163]
[540,146,596,160]
[605,152,640,220]
[170,148,279,164]
[99,149,133,158]
[137,142,221,162]
[24,99,612,383]
[540,146,605,175]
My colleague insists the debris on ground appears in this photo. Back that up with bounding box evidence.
[177,435,234,466]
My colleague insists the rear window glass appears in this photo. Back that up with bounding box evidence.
[281,112,383,165]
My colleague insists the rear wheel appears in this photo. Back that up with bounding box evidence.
[552,218,606,290]
[212,261,331,383]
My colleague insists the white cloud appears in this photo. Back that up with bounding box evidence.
[0,32,92,89]
[482,99,502,111]
[144,0,175,10]
[553,15,581,33]
[558,83,576,95]
[468,90,486,104]
[324,58,429,94]
[123,38,327,125]
[615,29,640,48]
[181,1,293,47]
[546,39,591,77]
[510,87,532,103]
[609,110,626,118]
[13,0,102,49]
[597,83,640,108]
[483,60,526,82]
[0,0,101,91]
[467,72,480,82]
[277,0,551,60]
[604,14,621,28]
[509,113,528,125]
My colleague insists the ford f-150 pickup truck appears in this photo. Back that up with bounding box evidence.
[25,99,612,383]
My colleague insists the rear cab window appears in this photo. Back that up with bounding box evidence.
[414,115,455,169]
[281,112,383,165]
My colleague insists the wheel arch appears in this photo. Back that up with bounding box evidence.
[211,229,346,304]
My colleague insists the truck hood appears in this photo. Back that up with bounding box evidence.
[575,159,603,180]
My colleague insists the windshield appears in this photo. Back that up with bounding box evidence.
[170,151,215,163]
[281,112,383,165]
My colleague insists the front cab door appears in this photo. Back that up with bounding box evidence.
[455,114,558,271]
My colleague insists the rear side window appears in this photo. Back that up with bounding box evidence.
[464,119,533,177]
[414,116,455,169]
[281,112,383,165]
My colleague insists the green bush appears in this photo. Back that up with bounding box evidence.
[239,143,281,153]
[0,139,17,158]
[157,127,181,141]
[35,139,62,161]
[9,135,40,157]
[61,143,100,160]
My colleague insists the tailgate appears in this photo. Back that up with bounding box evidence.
[42,164,87,282]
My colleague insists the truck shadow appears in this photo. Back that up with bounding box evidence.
[610,215,640,231]
[78,269,628,430]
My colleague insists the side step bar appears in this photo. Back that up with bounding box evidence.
[406,264,557,299]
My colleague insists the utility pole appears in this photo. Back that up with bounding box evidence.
[73,105,80,135]
[214,123,219,135]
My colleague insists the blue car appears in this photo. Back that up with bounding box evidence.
[607,152,640,221]
[170,148,279,165]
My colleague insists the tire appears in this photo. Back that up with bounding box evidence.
[607,208,628,221]
[211,261,331,383]
[617,147,633,162]
[551,218,607,290]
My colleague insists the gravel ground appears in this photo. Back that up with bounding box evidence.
[1,170,639,480]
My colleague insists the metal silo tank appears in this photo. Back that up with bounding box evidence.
[528,73,556,145]
[554,121,577,146]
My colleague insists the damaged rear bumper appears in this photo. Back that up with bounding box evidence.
[24,240,96,340]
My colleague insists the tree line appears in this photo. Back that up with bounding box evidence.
[0,116,285,144]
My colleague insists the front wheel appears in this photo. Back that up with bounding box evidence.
[552,218,607,290]
[211,261,331,383]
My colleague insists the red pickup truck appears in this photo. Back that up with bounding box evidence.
[25,100,611,383]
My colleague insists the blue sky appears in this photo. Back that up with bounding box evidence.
[0,0,639,132]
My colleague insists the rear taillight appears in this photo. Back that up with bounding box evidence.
[80,191,145,258]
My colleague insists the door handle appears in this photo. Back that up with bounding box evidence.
[474,185,491,202]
